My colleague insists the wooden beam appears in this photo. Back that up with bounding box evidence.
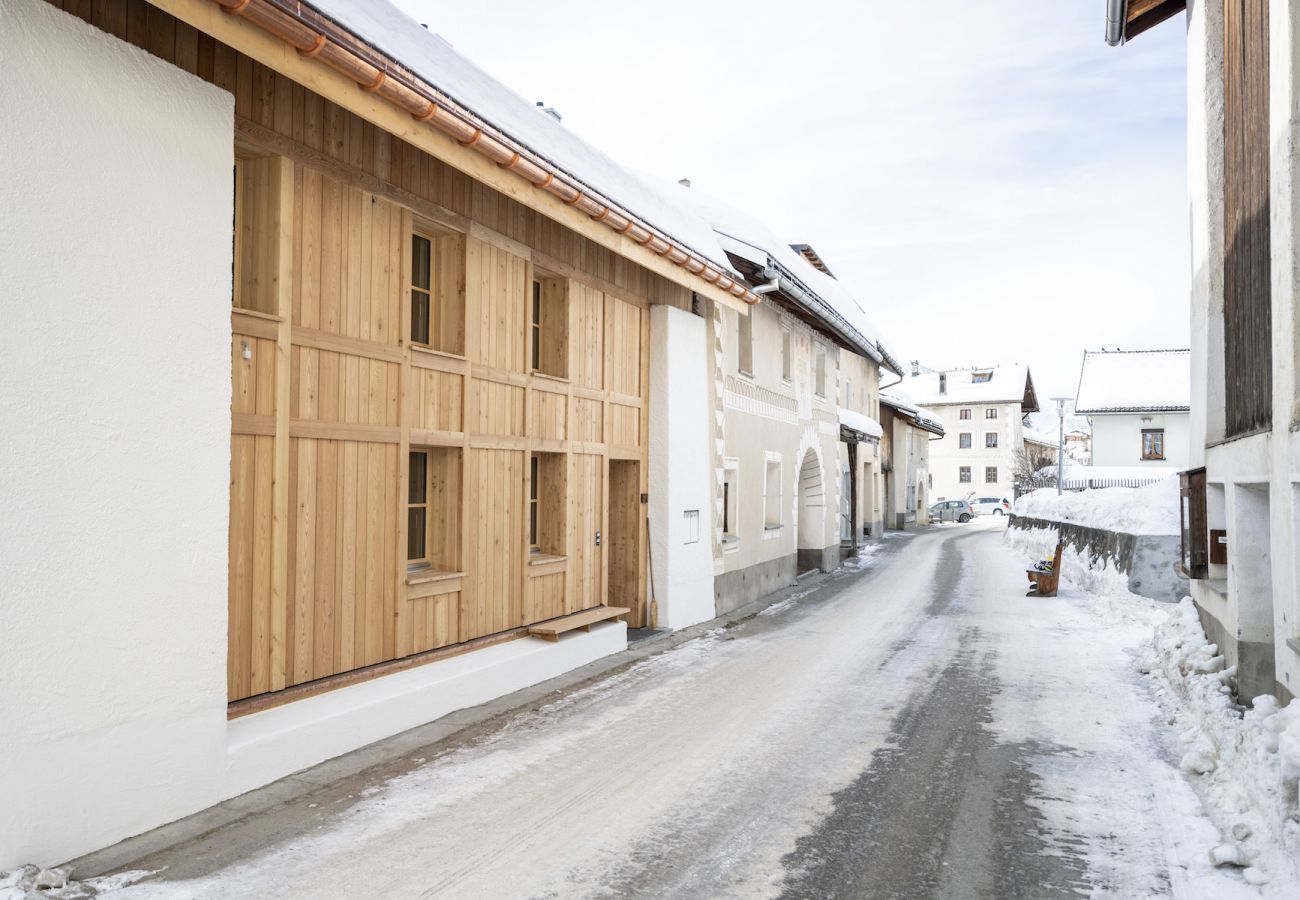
[146,0,751,314]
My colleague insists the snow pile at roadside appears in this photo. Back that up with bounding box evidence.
[1138,599,1300,890]
[0,865,148,899]
[1004,523,1132,599]
[1014,474,1180,535]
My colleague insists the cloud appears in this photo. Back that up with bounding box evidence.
[396,0,1190,399]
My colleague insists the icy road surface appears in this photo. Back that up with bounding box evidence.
[104,519,1251,899]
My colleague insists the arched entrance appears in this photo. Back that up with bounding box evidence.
[797,447,826,574]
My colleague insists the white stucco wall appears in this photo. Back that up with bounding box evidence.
[926,402,1022,501]
[650,305,716,629]
[0,0,234,867]
[1089,413,1191,468]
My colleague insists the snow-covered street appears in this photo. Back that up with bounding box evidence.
[43,518,1278,899]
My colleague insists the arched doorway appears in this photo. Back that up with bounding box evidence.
[797,447,826,574]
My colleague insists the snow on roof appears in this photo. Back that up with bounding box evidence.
[905,365,1037,409]
[1022,427,1061,449]
[880,389,945,435]
[305,0,740,279]
[646,179,899,369]
[1074,349,1191,413]
[839,408,883,440]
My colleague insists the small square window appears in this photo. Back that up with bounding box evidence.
[985,408,998,419]
[985,466,998,484]
[959,433,972,449]
[985,432,998,449]
[959,409,971,420]
[959,466,972,484]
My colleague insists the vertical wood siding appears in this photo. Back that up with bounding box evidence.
[1223,0,1272,437]
[49,0,661,701]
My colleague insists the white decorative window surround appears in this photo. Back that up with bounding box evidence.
[722,458,739,549]
[763,451,784,538]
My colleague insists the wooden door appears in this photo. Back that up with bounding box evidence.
[607,459,643,626]
[569,453,604,613]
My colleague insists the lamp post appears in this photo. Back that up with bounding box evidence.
[1051,396,1070,496]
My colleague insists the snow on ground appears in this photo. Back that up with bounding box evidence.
[1138,601,1300,890]
[1014,475,1181,535]
[1006,517,1300,896]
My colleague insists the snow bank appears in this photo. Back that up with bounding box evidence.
[1004,524,1132,600]
[1014,474,1180,535]
[1139,600,1300,889]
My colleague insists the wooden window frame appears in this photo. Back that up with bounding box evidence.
[959,466,972,484]
[985,408,998,419]
[959,409,971,420]
[959,432,972,449]
[985,432,998,449]
[1141,428,1166,461]
[528,451,567,557]
[410,230,434,347]
[406,446,462,576]
[530,271,569,380]
[985,466,998,484]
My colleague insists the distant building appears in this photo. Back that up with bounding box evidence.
[904,365,1040,501]
[880,390,945,529]
[1074,349,1191,469]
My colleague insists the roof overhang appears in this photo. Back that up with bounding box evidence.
[159,0,756,312]
[1106,0,1186,46]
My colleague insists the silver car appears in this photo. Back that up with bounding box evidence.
[928,499,974,523]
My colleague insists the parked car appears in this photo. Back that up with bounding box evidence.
[969,496,1011,516]
[928,499,974,523]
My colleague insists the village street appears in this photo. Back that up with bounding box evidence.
[96,518,1244,900]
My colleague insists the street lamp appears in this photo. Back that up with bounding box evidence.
[1051,397,1071,496]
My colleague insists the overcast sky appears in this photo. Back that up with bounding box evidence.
[394,0,1189,404]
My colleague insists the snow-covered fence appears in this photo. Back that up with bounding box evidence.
[1020,474,1170,495]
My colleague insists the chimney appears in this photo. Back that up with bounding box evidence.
[939,373,947,395]
[535,101,562,123]
[678,178,691,188]
[910,360,919,377]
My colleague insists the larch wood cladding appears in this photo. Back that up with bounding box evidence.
[51,0,662,703]
[1223,0,1272,437]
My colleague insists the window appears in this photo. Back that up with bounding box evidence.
[1179,467,1209,579]
[985,408,997,419]
[814,344,827,397]
[972,371,993,383]
[781,327,792,381]
[530,273,569,378]
[985,432,998,449]
[407,227,465,355]
[722,462,739,542]
[959,466,972,483]
[1142,428,1166,460]
[737,308,753,376]
[959,409,971,420]
[411,232,433,346]
[959,433,972,449]
[683,509,700,544]
[844,376,853,409]
[985,466,998,484]
[528,452,566,555]
[407,447,461,572]
[764,458,782,529]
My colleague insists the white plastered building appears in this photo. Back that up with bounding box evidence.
[1074,349,1191,470]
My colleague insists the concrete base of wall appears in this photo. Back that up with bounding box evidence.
[1191,600,1280,706]
[715,554,797,616]
[1009,515,1188,603]
[225,623,627,801]
[797,545,838,576]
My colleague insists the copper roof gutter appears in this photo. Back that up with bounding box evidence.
[211,0,758,305]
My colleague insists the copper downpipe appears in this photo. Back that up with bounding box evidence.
[212,0,758,304]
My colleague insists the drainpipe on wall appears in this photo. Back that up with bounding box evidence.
[1105,0,1127,46]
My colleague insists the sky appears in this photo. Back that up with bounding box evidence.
[393,0,1190,403]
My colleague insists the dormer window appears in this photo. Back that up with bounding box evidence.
[971,371,993,383]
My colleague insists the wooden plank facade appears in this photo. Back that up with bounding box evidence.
[51,0,683,704]
[1223,0,1272,438]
